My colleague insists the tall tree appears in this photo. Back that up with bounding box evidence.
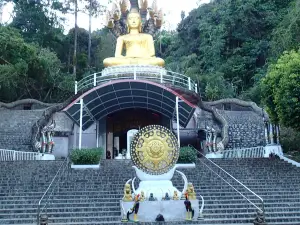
[73,0,78,77]
[83,0,102,72]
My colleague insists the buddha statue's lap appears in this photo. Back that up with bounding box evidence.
[103,10,165,68]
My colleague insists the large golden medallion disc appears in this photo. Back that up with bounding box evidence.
[130,125,179,175]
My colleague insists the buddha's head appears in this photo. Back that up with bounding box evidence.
[127,9,142,33]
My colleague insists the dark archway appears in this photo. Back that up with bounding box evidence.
[106,108,169,157]
[63,80,196,130]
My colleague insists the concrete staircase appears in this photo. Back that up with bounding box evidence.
[220,111,265,149]
[1,158,300,224]
[0,110,44,151]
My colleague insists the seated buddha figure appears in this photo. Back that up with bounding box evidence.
[103,9,165,68]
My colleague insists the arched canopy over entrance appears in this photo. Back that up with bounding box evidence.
[63,80,196,130]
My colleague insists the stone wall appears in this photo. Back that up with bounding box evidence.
[221,111,265,149]
[0,109,44,151]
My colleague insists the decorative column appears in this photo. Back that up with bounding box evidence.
[262,108,269,145]
[208,128,213,153]
[212,128,217,152]
[205,126,210,153]
[276,124,280,144]
[79,98,83,149]
[269,124,274,145]
[264,122,269,145]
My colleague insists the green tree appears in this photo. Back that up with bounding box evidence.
[161,0,294,101]
[270,0,300,60]
[11,0,65,50]
[261,49,300,131]
[0,26,73,103]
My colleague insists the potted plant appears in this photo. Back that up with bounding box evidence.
[70,147,103,169]
[176,146,197,169]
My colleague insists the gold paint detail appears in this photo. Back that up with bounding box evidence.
[130,125,179,175]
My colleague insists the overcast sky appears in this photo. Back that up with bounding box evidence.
[2,0,210,33]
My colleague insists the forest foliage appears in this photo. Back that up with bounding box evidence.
[0,0,299,132]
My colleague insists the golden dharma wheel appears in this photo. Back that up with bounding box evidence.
[130,125,179,175]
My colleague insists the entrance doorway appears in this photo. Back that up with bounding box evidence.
[106,109,163,159]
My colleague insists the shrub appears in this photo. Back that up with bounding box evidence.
[280,127,300,153]
[177,146,197,163]
[70,148,103,165]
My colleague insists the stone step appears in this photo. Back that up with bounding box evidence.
[2,201,300,210]
[3,205,299,214]
[2,192,300,200]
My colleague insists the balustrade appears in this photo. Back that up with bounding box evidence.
[75,65,198,94]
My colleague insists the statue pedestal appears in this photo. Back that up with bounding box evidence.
[121,200,199,222]
[115,154,124,159]
[38,153,55,160]
[264,144,283,157]
[206,152,223,158]
[132,164,195,200]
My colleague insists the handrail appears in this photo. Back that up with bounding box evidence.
[189,145,265,216]
[75,65,198,94]
[278,154,300,168]
[37,157,69,224]
[0,149,39,161]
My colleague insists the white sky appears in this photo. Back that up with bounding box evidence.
[2,0,210,33]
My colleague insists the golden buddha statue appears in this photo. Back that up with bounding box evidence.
[103,9,165,68]
[187,183,197,200]
[123,183,133,201]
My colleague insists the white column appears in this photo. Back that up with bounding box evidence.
[205,128,209,152]
[93,73,97,86]
[176,96,180,147]
[195,83,198,93]
[269,124,274,145]
[276,125,280,144]
[79,98,83,149]
[160,70,163,83]
[188,77,191,90]
[208,131,213,152]
[75,81,78,94]
[212,130,217,152]
[264,123,269,145]
[96,121,99,148]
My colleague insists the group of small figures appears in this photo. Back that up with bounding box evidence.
[122,182,197,202]
[122,182,197,222]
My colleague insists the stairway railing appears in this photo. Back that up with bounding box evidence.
[222,146,265,158]
[36,156,69,224]
[0,149,39,161]
[189,145,265,218]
